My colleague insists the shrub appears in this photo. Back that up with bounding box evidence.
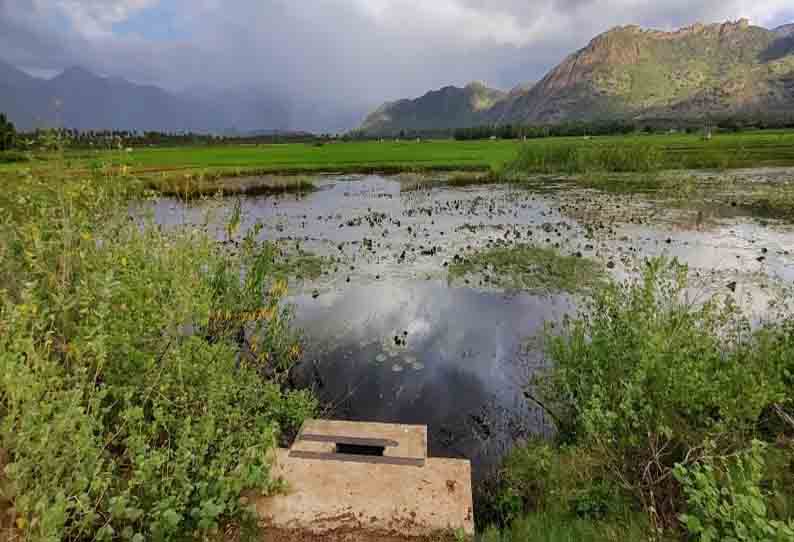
[0,167,316,541]
[537,258,793,530]
[674,441,794,542]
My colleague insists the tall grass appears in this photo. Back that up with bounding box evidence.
[480,510,649,542]
[508,141,665,174]
[149,172,316,200]
[507,138,760,175]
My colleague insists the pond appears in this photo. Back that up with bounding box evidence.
[150,173,794,484]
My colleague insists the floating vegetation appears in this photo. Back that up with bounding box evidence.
[271,248,328,281]
[448,244,606,294]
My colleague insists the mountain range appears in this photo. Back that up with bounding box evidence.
[361,19,794,135]
[0,61,301,134]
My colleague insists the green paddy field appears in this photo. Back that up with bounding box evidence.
[3,130,794,178]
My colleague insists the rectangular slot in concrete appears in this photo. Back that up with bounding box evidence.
[335,442,385,456]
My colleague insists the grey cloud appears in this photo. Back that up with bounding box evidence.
[1,0,792,131]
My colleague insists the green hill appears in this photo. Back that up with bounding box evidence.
[360,82,507,135]
[361,19,794,134]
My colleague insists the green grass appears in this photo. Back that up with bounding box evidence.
[510,140,665,174]
[481,510,651,542]
[448,245,606,294]
[509,130,794,175]
[4,130,794,182]
[52,140,516,177]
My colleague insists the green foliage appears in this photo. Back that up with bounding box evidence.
[0,166,316,541]
[448,245,606,294]
[536,257,793,530]
[489,440,632,527]
[674,441,794,542]
[0,112,16,151]
[485,258,793,540]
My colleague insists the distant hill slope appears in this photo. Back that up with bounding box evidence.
[360,82,508,134]
[361,18,794,134]
[0,62,293,133]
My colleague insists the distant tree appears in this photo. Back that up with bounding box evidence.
[0,113,16,151]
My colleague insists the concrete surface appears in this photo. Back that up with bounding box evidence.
[256,420,474,540]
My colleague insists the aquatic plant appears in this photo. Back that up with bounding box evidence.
[448,245,606,294]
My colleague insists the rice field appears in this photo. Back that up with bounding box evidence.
[3,129,794,179]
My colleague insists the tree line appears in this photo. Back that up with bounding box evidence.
[453,114,794,140]
[19,129,322,148]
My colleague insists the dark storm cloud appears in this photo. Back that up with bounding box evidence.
[1,0,792,131]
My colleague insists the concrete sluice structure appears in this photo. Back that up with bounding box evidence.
[256,420,474,541]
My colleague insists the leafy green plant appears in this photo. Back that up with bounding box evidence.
[0,165,315,541]
[674,441,794,542]
[536,257,793,531]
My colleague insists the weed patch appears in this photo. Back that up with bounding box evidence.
[448,245,606,294]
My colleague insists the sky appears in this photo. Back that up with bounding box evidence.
[1,0,793,131]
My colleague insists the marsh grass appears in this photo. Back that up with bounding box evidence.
[509,138,760,176]
[149,173,316,199]
[509,141,665,174]
[398,169,513,193]
[736,184,794,221]
[446,170,507,187]
[448,245,606,294]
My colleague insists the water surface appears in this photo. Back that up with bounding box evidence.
[151,173,794,480]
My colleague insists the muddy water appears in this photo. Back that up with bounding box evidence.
[152,173,794,481]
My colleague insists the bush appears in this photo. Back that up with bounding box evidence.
[674,441,794,542]
[0,168,316,541]
[536,258,793,530]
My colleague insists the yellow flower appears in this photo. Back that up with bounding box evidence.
[289,344,301,360]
